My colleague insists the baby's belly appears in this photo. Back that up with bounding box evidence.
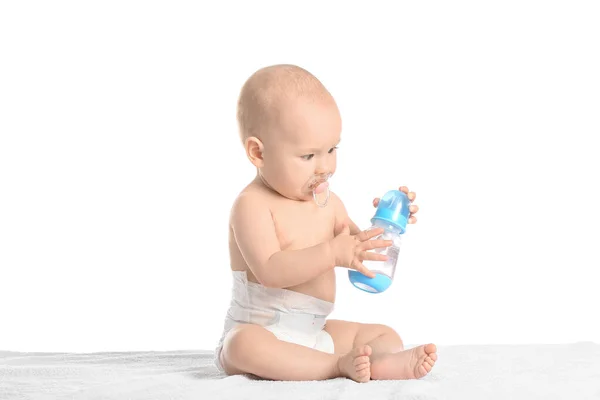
[286,269,336,303]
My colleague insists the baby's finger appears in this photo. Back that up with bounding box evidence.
[409,216,417,224]
[361,239,393,251]
[409,205,419,214]
[353,261,376,278]
[360,251,388,262]
[373,198,380,207]
[357,227,384,241]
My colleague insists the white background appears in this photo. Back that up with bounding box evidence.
[1,1,599,353]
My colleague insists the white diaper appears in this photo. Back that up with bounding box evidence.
[214,271,335,372]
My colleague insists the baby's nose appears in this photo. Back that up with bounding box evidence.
[314,162,329,176]
[315,166,327,174]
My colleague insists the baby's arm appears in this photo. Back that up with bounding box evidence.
[330,192,363,236]
[231,193,336,289]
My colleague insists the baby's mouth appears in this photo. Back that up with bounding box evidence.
[309,174,331,207]
[313,181,329,194]
[309,180,327,191]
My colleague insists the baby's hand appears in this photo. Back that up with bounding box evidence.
[329,225,392,278]
[373,185,419,224]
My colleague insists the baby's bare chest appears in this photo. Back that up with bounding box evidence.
[271,205,336,251]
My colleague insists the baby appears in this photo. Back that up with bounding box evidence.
[214,64,437,382]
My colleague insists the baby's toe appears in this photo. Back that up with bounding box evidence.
[354,356,370,366]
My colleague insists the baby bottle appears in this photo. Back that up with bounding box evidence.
[348,189,411,293]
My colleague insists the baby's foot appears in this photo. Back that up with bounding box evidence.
[370,343,437,380]
[337,345,372,383]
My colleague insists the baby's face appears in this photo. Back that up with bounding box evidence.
[260,96,341,203]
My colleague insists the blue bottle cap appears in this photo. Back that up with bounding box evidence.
[371,189,411,234]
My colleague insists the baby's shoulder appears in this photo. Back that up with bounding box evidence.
[327,189,347,213]
[328,189,343,204]
[228,183,271,221]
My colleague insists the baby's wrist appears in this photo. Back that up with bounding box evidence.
[324,239,338,269]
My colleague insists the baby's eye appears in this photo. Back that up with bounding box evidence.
[328,146,338,154]
[301,154,314,160]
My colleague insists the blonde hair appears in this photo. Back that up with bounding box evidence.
[236,64,332,144]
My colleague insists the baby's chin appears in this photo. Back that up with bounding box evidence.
[284,190,315,203]
[269,184,326,205]
[283,186,330,207]
[295,192,315,202]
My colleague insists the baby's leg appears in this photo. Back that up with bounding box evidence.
[325,319,437,380]
[219,323,372,382]
[326,320,405,355]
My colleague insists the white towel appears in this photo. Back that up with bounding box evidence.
[1,342,599,399]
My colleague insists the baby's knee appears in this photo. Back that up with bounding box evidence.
[374,323,403,343]
[222,324,269,367]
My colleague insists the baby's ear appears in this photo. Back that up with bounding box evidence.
[245,136,264,167]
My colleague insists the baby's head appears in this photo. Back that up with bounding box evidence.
[237,64,341,204]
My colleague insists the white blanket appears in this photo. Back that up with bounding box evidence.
[1,342,599,399]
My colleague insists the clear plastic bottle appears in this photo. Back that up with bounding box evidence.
[348,189,411,293]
